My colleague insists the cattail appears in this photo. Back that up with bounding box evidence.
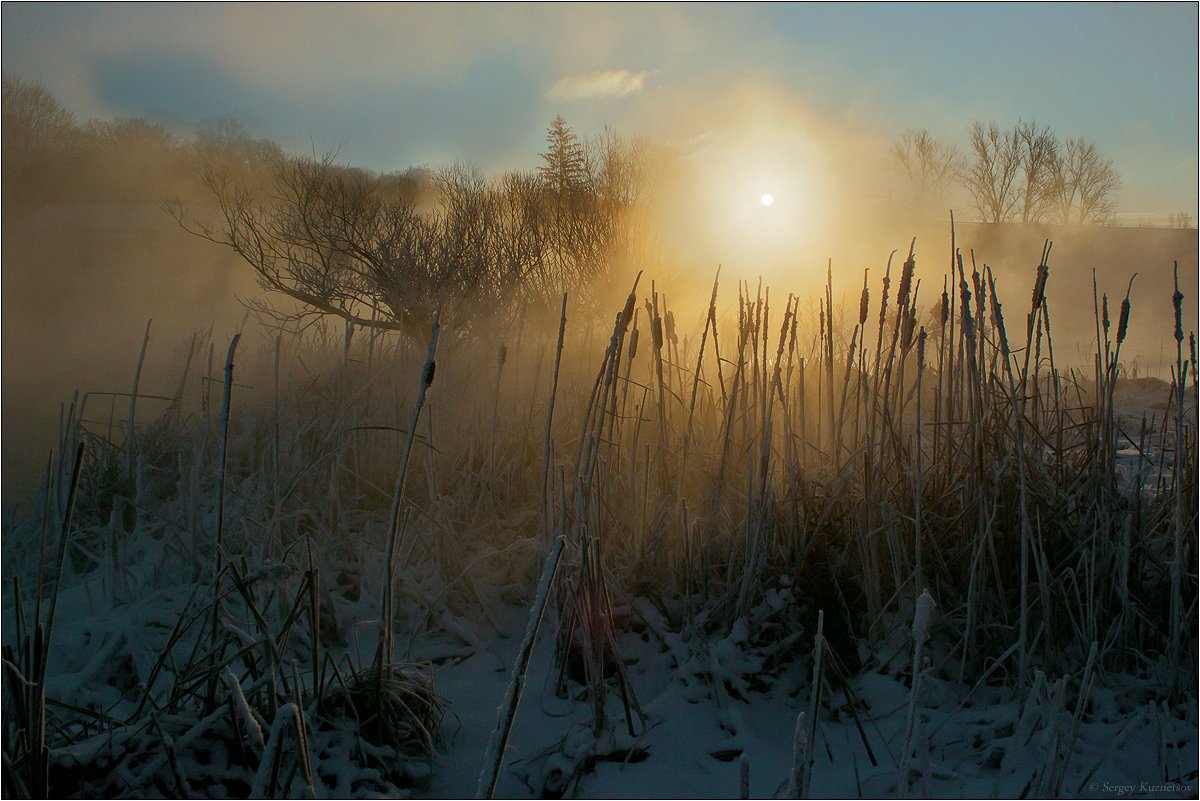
[1174,287,1185,343]
[917,326,928,370]
[1117,297,1131,345]
[497,343,508,367]
[959,278,975,343]
[898,253,916,312]
[976,270,987,318]
[993,298,1011,356]
[879,252,894,324]
[859,270,870,326]
[652,315,664,350]
[619,291,637,331]
[423,359,436,387]
[1102,293,1110,337]
[939,288,949,329]
[1031,261,1049,312]
[628,327,640,361]
[901,309,917,353]
[912,588,937,644]
[665,310,676,347]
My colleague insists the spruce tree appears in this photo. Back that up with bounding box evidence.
[538,115,588,195]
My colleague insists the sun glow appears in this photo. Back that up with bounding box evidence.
[649,95,852,287]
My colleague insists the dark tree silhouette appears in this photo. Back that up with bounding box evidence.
[175,123,653,339]
[1015,120,1059,223]
[889,129,963,218]
[1050,137,1120,225]
[960,119,1120,226]
[539,115,590,196]
[2,76,81,205]
[964,120,1023,223]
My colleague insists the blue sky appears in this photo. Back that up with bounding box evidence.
[3,2,1196,215]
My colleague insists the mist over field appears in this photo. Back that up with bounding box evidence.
[3,122,1194,501]
[1,5,1197,800]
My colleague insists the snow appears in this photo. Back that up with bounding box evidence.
[3,364,1195,800]
[5,516,1198,799]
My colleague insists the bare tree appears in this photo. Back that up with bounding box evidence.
[1049,137,1121,224]
[2,76,78,160]
[174,135,645,338]
[889,129,963,218]
[177,155,440,339]
[1015,120,1059,223]
[2,76,81,204]
[1073,142,1121,225]
[964,120,1023,223]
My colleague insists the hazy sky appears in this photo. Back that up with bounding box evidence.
[3,2,1197,215]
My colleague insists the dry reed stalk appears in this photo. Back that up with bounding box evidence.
[541,293,569,545]
[215,332,241,584]
[379,305,442,667]
[477,534,566,799]
[125,320,152,490]
[1169,262,1187,692]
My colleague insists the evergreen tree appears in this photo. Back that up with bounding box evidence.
[538,115,589,195]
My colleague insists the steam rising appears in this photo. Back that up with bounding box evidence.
[1,75,1196,502]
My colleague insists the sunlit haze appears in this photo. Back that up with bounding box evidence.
[3,3,1196,226]
[2,6,1198,797]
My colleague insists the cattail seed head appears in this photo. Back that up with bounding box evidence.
[1117,298,1130,345]
[1102,293,1110,336]
[993,299,1011,356]
[939,290,949,329]
[497,343,507,367]
[858,284,870,326]
[628,327,640,360]
[620,292,637,331]
[652,316,664,350]
[423,360,436,387]
[1031,262,1049,312]
[879,268,891,328]
[1174,289,1185,343]
[959,279,976,344]
[665,310,676,346]
[898,255,916,311]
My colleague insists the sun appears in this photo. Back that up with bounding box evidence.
[760,193,774,207]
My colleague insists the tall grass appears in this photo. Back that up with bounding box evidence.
[2,233,1195,797]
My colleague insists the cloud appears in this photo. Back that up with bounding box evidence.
[546,70,646,101]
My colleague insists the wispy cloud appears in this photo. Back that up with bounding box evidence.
[546,70,646,101]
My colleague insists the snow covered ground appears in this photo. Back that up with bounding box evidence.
[14,544,1194,799]
[4,356,1196,799]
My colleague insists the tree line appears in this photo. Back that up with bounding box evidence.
[172,115,666,338]
[3,76,668,337]
[890,120,1138,226]
[2,76,299,209]
[6,75,1191,343]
